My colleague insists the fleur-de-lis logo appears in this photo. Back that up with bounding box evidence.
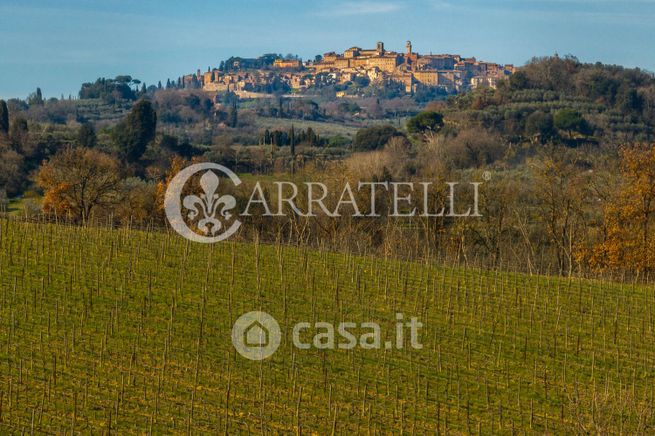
[164,163,242,243]
[182,170,236,236]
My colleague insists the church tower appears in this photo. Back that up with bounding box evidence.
[376,41,385,55]
[406,40,412,55]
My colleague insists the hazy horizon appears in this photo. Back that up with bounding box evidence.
[2,0,654,99]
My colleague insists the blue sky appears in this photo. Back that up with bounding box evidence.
[1,0,654,99]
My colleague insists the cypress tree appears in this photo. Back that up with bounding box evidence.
[0,100,9,134]
[289,124,296,174]
[112,99,157,162]
[289,124,296,155]
[229,101,238,127]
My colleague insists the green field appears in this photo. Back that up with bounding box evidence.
[254,117,364,139]
[5,196,42,218]
[0,219,654,433]
[253,116,407,140]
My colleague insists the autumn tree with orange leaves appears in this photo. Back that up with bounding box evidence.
[36,147,122,222]
[587,145,655,272]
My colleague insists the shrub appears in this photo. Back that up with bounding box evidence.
[352,125,402,151]
[406,111,444,135]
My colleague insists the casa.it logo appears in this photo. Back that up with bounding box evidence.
[231,311,423,361]
[164,163,242,243]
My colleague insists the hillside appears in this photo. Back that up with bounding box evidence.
[449,56,655,145]
[0,219,653,433]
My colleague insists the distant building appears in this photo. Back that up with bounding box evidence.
[198,41,514,94]
[308,41,514,92]
[273,58,302,69]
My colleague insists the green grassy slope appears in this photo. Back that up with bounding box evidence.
[0,220,653,433]
[254,117,361,138]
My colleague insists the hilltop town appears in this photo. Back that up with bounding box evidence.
[182,41,515,97]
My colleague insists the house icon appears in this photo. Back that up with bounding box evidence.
[232,311,281,360]
[244,320,269,347]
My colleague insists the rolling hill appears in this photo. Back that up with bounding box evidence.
[0,218,653,433]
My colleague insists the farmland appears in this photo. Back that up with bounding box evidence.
[0,218,654,433]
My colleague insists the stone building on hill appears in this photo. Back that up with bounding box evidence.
[196,41,514,96]
[308,41,514,93]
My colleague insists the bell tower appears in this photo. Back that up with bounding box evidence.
[376,41,385,55]
[406,40,412,55]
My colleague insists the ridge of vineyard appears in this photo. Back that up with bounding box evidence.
[0,219,654,433]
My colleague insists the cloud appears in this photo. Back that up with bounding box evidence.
[316,1,402,17]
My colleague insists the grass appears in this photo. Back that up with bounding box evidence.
[5,195,42,218]
[0,219,654,433]
[254,117,363,138]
